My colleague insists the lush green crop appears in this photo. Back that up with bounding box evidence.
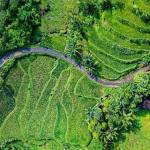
[0,55,102,149]
[0,0,150,149]
[86,0,150,80]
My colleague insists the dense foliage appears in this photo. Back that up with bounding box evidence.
[0,0,150,149]
[66,13,101,76]
[86,72,150,149]
[0,59,15,90]
[0,0,40,55]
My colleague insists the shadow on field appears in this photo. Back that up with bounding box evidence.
[113,109,148,150]
[1,139,30,150]
[136,109,150,117]
[0,85,15,126]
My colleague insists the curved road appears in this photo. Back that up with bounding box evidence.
[0,47,149,87]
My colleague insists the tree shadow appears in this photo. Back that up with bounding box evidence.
[0,84,15,126]
[136,109,150,118]
[112,108,150,150]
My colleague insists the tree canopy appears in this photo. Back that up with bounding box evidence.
[86,72,150,149]
[0,0,40,55]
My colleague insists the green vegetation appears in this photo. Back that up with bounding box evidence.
[0,55,102,149]
[86,0,150,80]
[0,0,40,55]
[39,0,77,52]
[41,0,149,80]
[1,0,149,80]
[0,58,16,134]
[86,72,150,149]
[0,55,149,150]
[118,109,150,150]
[0,0,150,149]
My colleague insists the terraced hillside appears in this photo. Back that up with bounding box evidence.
[0,55,102,149]
[87,0,150,80]
[0,0,150,149]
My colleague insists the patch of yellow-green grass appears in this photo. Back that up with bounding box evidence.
[50,35,66,52]
[74,75,102,100]
[88,139,103,150]
[118,110,150,150]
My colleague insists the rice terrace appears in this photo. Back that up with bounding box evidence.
[0,0,150,150]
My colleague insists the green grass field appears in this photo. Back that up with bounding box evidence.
[87,0,150,80]
[0,55,102,149]
[119,110,150,150]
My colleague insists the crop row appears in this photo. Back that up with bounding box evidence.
[114,7,150,28]
[107,17,150,46]
[105,24,150,50]
[109,15,150,38]
[0,56,99,148]
[88,28,146,63]
[93,26,147,55]
[95,23,150,53]
[89,44,137,73]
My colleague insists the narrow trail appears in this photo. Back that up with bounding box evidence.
[0,47,149,87]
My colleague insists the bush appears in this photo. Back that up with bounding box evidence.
[101,0,112,10]
[82,54,100,78]
[79,0,100,18]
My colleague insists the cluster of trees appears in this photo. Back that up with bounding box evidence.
[65,0,104,78]
[0,59,15,90]
[66,15,83,63]
[86,72,150,149]
[79,0,124,17]
[0,0,40,55]
[82,55,100,77]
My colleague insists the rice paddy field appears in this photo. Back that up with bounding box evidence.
[0,56,149,150]
[87,0,150,80]
[0,0,150,149]
[0,55,102,149]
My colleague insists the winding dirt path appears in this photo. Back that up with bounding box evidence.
[0,47,149,87]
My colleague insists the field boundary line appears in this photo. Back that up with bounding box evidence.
[18,63,32,136]
[25,59,59,132]
[38,67,69,137]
